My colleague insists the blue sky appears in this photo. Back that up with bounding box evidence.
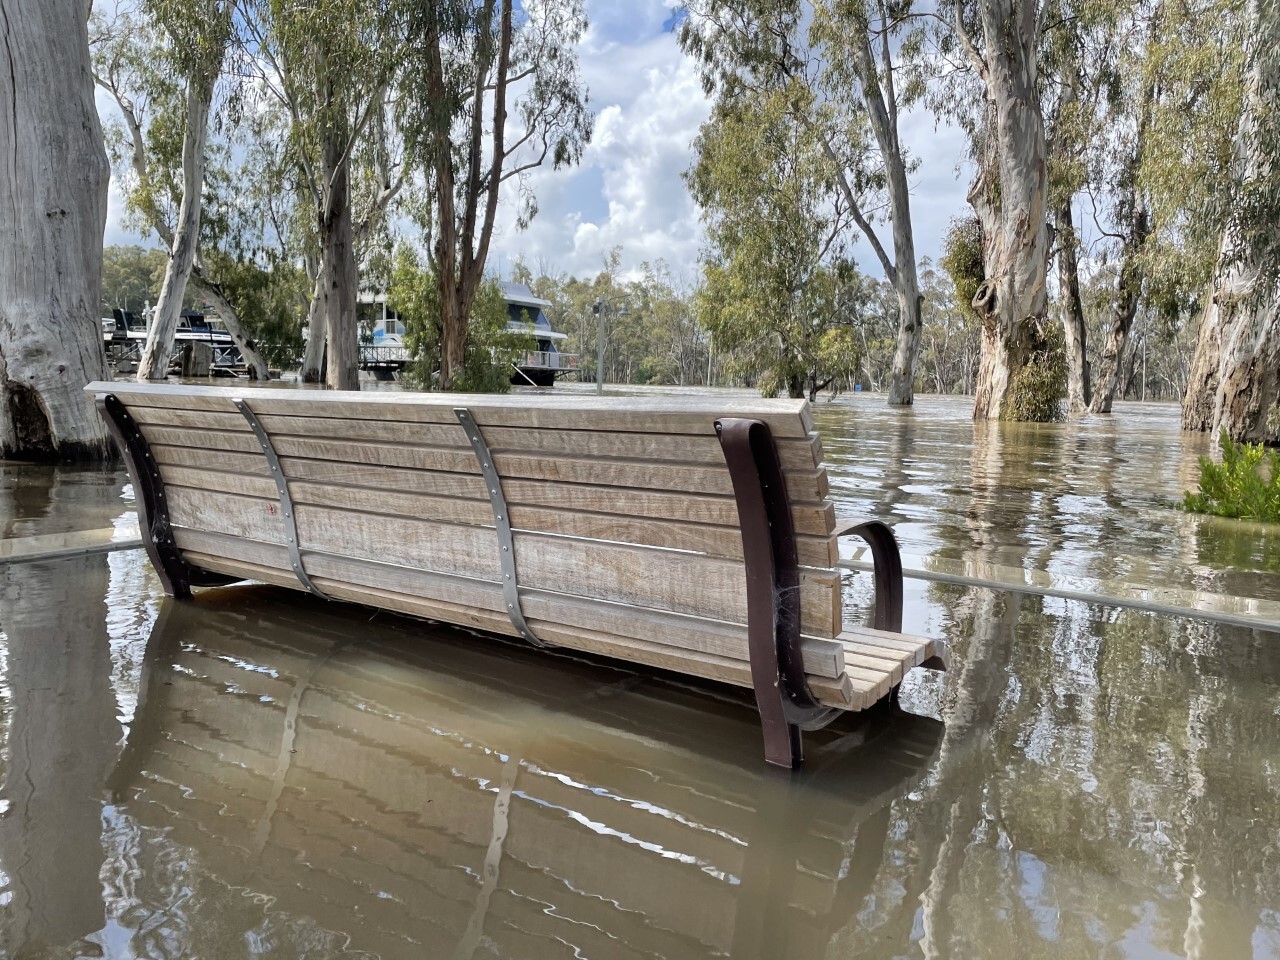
[102,0,973,283]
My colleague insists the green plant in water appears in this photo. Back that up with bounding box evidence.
[1005,317,1067,422]
[1183,431,1280,522]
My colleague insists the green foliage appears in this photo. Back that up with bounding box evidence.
[205,254,309,369]
[101,246,168,312]
[940,218,984,320]
[1006,318,1068,422]
[686,78,867,402]
[388,244,532,393]
[1184,431,1280,522]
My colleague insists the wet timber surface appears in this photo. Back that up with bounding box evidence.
[0,390,1277,958]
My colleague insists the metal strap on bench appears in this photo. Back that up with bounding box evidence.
[454,408,548,648]
[233,398,326,599]
[716,417,839,768]
[95,393,237,599]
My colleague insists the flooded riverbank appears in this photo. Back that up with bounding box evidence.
[0,392,1277,958]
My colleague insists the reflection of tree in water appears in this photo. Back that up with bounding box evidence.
[863,419,1280,957]
[0,466,119,952]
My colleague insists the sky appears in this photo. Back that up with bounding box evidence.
[101,0,974,284]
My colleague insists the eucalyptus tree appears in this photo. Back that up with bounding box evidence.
[0,0,110,459]
[682,0,926,405]
[245,0,405,389]
[131,0,235,382]
[92,3,270,380]
[687,89,862,401]
[1182,0,1280,442]
[399,0,591,390]
[946,0,1056,421]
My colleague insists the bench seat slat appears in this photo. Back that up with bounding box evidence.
[180,547,860,710]
[171,527,848,678]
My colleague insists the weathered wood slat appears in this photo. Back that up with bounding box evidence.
[165,486,842,635]
[138,423,830,502]
[151,449,838,538]
[126,405,824,471]
[170,526,847,677]
[90,381,816,437]
[161,465,838,566]
[178,547,863,709]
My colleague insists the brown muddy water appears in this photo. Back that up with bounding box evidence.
[0,392,1277,959]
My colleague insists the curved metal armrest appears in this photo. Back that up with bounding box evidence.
[835,518,904,634]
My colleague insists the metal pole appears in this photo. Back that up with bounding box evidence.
[596,300,606,396]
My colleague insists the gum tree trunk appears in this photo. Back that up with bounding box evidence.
[0,0,110,459]
[319,130,358,391]
[138,70,215,381]
[963,0,1052,421]
[1181,0,1280,441]
[1055,201,1090,417]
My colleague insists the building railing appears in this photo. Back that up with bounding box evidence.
[520,350,579,371]
[359,345,412,365]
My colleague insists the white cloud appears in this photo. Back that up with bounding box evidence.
[490,22,711,280]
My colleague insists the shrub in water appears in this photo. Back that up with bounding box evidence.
[1183,431,1280,522]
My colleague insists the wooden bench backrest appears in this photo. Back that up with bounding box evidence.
[90,383,846,673]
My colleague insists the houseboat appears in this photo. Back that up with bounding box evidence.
[355,282,579,386]
[101,307,241,369]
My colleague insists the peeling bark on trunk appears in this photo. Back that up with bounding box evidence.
[1182,0,1280,442]
[0,0,110,460]
[1055,202,1090,417]
[965,0,1052,421]
[138,74,214,382]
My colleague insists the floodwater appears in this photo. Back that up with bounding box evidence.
[0,392,1277,959]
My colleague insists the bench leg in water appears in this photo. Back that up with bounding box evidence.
[94,393,238,599]
[717,418,839,768]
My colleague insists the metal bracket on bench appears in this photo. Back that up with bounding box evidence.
[717,417,838,768]
[454,408,549,649]
[834,518,904,633]
[233,398,326,599]
[95,393,239,599]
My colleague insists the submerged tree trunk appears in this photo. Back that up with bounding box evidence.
[138,71,215,382]
[1055,201,1090,417]
[964,0,1053,421]
[0,0,110,459]
[1090,192,1149,414]
[1182,0,1280,441]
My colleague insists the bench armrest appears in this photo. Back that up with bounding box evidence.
[835,518,904,633]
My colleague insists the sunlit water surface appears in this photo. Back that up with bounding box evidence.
[0,391,1277,959]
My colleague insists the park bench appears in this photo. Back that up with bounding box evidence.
[86,380,948,767]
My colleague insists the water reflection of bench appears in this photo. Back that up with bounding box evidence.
[113,590,944,958]
[89,382,947,766]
